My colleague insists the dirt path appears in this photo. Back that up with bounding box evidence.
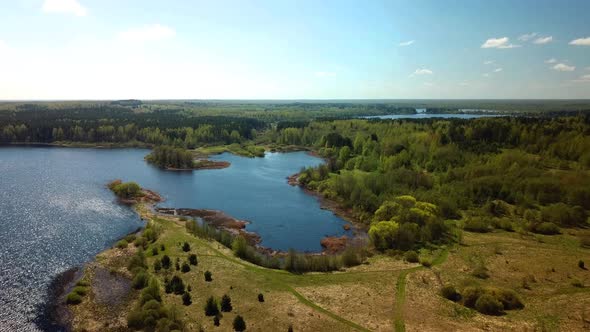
[393,250,449,332]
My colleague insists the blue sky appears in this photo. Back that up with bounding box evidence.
[0,0,589,99]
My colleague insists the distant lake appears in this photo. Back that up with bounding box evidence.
[0,147,348,330]
[362,112,503,120]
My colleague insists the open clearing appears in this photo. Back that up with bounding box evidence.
[70,205,590,331]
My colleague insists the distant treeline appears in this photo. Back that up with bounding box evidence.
[0,106,264,147]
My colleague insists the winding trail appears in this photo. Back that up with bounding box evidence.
[393,250,449,332]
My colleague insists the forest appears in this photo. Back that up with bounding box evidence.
[267,115,590,251]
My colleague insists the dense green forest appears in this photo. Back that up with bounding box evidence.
[146,146,195,169]
[268,116,590,251]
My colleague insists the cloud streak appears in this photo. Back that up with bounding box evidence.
[398,40,415,47]
[481,37,520,49]
[518,33,537,41]
[42,0,87,16]
[412,68,433,75]
[552,63,575,72]
[569,37,590,46]
[533,36,553,44]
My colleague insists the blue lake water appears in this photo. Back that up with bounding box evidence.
[362,113,503,120]
[0,147,347,330]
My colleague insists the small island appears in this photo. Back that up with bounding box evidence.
[107,180,162,204]
[145,145,230,170]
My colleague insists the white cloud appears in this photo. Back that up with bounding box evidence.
[423,82,433,86]
[413,68,433,75]
[482,73,490,78]
[42,0,87,16]
[533,36,553,44]
[398,40,415,47]
[118,24,176,42]
[518,33,537,41]
[552,63,575,72]
[545,58,557,64]
[459,82,469,86]
[569,37,590,46]
[573,74,590,83]
[494,68,503,73]
[483,60,495,65]
[481,37,520,49]
[314,71,336,78]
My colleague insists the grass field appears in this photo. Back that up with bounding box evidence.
[69,203,590,332]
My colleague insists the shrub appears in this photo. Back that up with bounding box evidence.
[579,260,585,269]
[341,247,361,267]
[76,280,90,287]
[66,292,82,305]
[71,286,88,296]
[165,275,185,295]
[419,257,432,267]
[161,255,171,269]
[128,249,147,272]
[221,294,233,312]
[533,222,560,235]
[233,315,246,332]
[404,250,419,263]
[160,244,165,251]
[124,234,137,243]
[213,315,220,326]
[475,294,503,315]
[572,279,584,288]
[151,246,158,256]
[134,237,147,249]
[288,325,294,332]
[441,285,461,302]
[110,181,141,199]
[153,260,162,272]
[489,288,524,310]
[204,270,212,282]
[182,292,192,306]
[132,271,149,289]
[464,217,490,233]
[189,254,198,266]
[182,242,191,252]
[258,293,265,302]
[140,278,162,304]
[116,239,128,249]
[462,286,484,308]
[181,263,190,273]
[204,296,219,316]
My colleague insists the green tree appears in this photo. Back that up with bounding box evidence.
[204,296,219,316]
[233,315,246,332]
[220,294,233,312]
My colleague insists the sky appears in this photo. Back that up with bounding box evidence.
[0,0,589,100]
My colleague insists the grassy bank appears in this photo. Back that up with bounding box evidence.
[64,201,590,332]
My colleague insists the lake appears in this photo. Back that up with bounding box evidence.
[362,113,503,120]
[0,147,348,331]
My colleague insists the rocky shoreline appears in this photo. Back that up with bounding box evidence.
[286,172,368,253]
[155,207,262,247]
[162,159,231,171]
